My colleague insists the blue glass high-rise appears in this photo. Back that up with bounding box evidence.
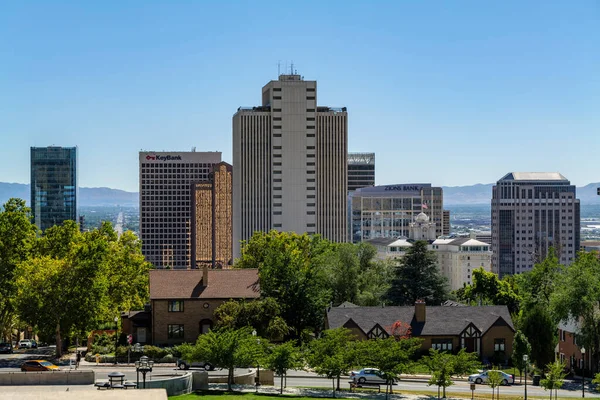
[30,146,78,231]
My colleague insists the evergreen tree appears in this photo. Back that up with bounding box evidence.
[386,241,448,305]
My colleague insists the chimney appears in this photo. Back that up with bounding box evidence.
[203,264,209,287]
[415,300,426,323]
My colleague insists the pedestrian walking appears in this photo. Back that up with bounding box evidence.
[76,351,81,369]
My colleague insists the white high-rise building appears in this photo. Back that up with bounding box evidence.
[139,151,222,268]
[491,172,580,278]
[233,74,348,257]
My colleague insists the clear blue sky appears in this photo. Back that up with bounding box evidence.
[1,1,598,192]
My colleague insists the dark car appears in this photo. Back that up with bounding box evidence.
[176,359,214,371]
[0,342,12,354]
[30,340,38,349]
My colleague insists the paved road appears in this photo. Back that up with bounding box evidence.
[1,353,597,398]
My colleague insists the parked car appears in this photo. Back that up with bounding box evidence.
[18,339,33,349]
[350,368,388,384]
[30,340,38,349]
[468,370,514,385]
[176,359,214,371]
[21,360,61,372]
[0,342,13,354]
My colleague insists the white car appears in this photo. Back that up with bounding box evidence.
[468,370,514,385]
[350,368,388,384]
[18,339,33,349]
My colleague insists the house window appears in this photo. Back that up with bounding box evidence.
[494,338,505,352]
[168,300,184,312]
[199,319,213,334]
[560,330,566,342]
[432,339,453,351]
[168,324,184,339]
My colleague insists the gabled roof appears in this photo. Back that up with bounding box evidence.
[366,238,413,248]
[499,172,568,182]
[149,269,260,300]
[327,305,514,337]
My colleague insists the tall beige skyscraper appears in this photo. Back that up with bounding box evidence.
[233,73,348,257]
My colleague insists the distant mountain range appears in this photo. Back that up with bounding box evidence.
[0,183,139,207]
[442,182,600,205]
[1,181,599,207]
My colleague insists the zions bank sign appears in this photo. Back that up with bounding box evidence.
[360,184,431,195]
[145,154,182,161]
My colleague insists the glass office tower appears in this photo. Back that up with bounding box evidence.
[30,147,78,231]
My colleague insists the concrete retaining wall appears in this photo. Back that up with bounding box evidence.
[0,371,95,385]
[192,371,208,390]
[143,373,192,396]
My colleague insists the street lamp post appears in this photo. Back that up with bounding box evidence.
[581,347,586,398]
[114,316,119,365]
[135,355,154,389]
[252,330,261,391]
[523,354,528,400]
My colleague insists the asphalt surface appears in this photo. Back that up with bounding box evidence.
[1,349,598,398]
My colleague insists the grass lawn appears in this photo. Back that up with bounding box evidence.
[170,393,322,400]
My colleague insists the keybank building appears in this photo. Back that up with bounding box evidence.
[31,146,78,231]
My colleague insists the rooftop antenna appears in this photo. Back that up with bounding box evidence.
[277,61,281,76]
[290,61,294,75]
[191,146,196,152]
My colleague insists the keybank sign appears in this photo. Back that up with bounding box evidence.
[145,154,183,161]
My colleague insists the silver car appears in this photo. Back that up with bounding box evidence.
[176,359,214,371]
[468,370,514,385]
[350,368,387,384]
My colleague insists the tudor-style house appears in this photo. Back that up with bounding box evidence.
[326,300,515,362]
[149,266,259,345]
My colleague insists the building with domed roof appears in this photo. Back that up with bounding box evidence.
[410,212,437,241]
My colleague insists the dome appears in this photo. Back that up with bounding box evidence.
[415,212,429,222]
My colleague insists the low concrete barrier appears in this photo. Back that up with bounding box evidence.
[259,369,275,385]
[143,373,192,396]
[192,371,208,391]
[0,371,95,385]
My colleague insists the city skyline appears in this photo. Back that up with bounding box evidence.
[1,2,598,192]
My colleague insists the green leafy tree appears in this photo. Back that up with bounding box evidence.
[386,241,449,306]
[264,341,303,394]
[451,348,481,377]
[423,349,454,399]
[551,252,600,373]
[179,327,262,391]
[512,330,532,383]
[487,368,504,400]
[517,248,561,310]
[103,228,151,315]
[457,268,520,314]
[593,372,600,385]
[356,257,394,306]
[16,221,149,356]
[214,298,289,340]
[325,243,361,306]
[354,337,422,398]
[540,360,567,400]
[306,328,355,396]
[422,348,479,399]
[0,199,38,341]
[236,231,334,339]
[520,304,556,370]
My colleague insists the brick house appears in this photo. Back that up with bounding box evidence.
[149,266,259,345]
[557,319,587,374]
[326,301,515,363]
